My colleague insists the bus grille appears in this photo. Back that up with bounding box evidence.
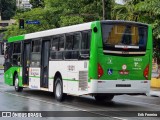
[79,71,88,91]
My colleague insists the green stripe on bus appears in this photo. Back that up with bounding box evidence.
[29,76,40,78]
[29,77,81,82]
[8,35,25,42]
[63,79,79,82]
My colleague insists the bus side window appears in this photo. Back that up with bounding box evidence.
[65,34,73,59]
[31,40,41,67]
[52,36,59,51]
[13,43,21,53]
[59,36,64,51]
[4,43,13,71]
[80,30,91,59]
[81,31,90,49]
[73,33,80,50]
[50,35,64,60]
[32,40,41,52]
[72,33,80,59]
[12,42,21,66]
[65,35,73,50]
[65,33,80,59]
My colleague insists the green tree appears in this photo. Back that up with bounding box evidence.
[4,8,57,39]
[135,0,160,62]
[0,0,16,20]
[112,0,143,21]
[4,0,114,39]
[56,0,114,26]
[30,0,44,8]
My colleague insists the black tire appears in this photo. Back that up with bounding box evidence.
[14,74,23,92]
[94,94,114,102]
[54,77,66,102]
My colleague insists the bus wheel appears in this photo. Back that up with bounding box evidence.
[54,77,66,102]
[14,74,23,92]
[94,94,114,102]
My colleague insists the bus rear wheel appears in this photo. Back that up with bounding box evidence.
[14,74,23,92]
[94,94,114,102]
[54,77,66,102]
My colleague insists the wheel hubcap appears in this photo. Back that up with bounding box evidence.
[56,83,61,98]
[15,77,18,89]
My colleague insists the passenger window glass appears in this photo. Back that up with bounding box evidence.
[13,43,21,53]
[81,31,91,50]
[50,35,64,60]
[59,36,64,51]
[12,42,21,66]
[66,35,73,50]
[52,37,59,51]
[31,40,41,67]
[73,33,80,50]
[32,40,41,52]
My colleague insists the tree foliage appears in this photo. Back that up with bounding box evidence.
[29,0,44,8]
[3,0,114,39]
[113,0,160,62]
[0,0,16,20]
[112,0,144,21]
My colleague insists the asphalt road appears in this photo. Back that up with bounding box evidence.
[0,71,160,120]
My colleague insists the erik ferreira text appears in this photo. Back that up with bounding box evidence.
[138,113,158,117]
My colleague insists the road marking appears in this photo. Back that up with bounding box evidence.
[114,98,160,108]
[0,90,126,120]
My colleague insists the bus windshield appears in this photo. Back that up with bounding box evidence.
[102,23,148,55]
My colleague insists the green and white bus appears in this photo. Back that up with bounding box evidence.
[4,20,152,102]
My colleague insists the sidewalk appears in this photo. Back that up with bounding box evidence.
[149,88,160,97]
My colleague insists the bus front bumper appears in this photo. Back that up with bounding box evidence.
[89,80,150,95]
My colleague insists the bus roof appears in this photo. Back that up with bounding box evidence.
[8,20,149,42]
[8,22,92,42]
[101,20,148,26]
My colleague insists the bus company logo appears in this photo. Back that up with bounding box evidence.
[2,112,11,117]
[122,64,127,70]
[107,58,112,64]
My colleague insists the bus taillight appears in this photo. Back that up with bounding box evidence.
[144,64,149,80]
[98,63,103,79]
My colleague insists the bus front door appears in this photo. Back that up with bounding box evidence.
[23,42,31,86]
[41,40,50,88]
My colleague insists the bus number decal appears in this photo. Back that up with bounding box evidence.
[134,58,142,62]
[133,58,142,70]
[67,65,75,71]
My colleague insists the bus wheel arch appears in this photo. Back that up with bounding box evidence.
[54,72,66,101]
[13,71,23,92]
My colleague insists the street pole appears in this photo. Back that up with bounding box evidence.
[102,0,106,20]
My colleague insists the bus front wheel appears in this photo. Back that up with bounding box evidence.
[14,74,23,92]
[54,77,66,102]
[94,94,114,102]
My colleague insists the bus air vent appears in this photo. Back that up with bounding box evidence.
[79,71,88,91]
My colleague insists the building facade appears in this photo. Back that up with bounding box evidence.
[16,0,32,9]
